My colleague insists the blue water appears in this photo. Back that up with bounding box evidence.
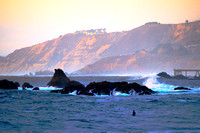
[0,76,200,132]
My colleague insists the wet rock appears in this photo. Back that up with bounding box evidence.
[173,75,188,79]
[22,82,33,90]
[86,81,155,95]
[0,79,18,89]
[61,80,85,94]
[33,87,40,90]
[14,82,20,87]
[46,69,70,88]
[51,81,155,96]
[86,81,117,95]
[50,80,94,96]
[157,72,171,78]
[174,87,191,90]
[50,90,62,93]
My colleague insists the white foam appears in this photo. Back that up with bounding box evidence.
[113,91,130,96]
[143,74,177,92]
[18,87,62,91]
[143,74,200,94]
[69,90,77,95]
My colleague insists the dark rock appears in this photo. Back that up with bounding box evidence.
[193,76,200,80]
[173,75,188,79]
[50,80,93,96]
[86,81,117,95]
[46,69,70,88]
[61,80,85,95]
[116,82,155,95]
[0,79,18,89]
[157,72,171,78]
[50,90,62,93]
[33,87,39,90]
[22,82,33,90]
[86,81,155,95]
[51,80,155,96]
[14,82,20,87]
[174,87,191,90]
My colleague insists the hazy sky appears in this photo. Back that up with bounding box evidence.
[0,0,200,56]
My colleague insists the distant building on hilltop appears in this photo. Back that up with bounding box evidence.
[145,22,160,25]
[76,28,107,35]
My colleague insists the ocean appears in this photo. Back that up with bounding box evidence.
[0,75,200,132]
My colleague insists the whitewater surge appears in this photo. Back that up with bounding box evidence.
[143,74,200,94]
[143,75,177,92]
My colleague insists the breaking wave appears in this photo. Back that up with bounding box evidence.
[143,74,200,95]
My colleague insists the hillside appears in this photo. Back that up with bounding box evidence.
[76,43,200,75]
[0,56,4,61]
[0,21,200,74]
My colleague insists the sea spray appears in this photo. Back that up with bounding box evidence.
[143,74,177,92]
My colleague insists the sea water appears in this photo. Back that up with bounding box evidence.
[0,76,200,132]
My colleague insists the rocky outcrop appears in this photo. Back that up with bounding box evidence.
[61,81,93,95]
[51,80,94,96]
[0,79,18,89]
[86,81,155,95]
[157,72,171,78]
[22,82,33,90]
[51,81,156,96]
[46,69,70,88]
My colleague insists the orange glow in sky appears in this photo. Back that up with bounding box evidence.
[0,0,200,56]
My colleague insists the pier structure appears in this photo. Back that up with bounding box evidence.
[174,69,200,77]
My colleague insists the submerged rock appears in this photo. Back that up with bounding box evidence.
[22,82,33,90]
[46,69,70,88]
[33,87,40,90]
[0,79,18,89]
[174,87,191,90]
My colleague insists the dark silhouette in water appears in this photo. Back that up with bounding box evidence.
[51,80,156,96]
[132,110,136,116]
[46,69,70,88]
[157,72,171,78]
[33,87,40,90]
[0,79,18,89]
[86,81,155,95]
[22,82,33,90]
[174,87,191,90]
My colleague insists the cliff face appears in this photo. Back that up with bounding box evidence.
[0,21,200,74]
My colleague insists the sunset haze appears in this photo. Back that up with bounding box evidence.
[0,0,200,56]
